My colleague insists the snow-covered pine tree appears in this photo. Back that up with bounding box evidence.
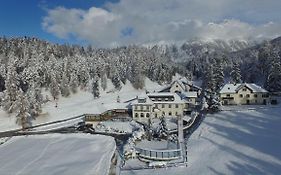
[27,82,43,117]
[70,72,79,93]
[207,93,221,113]
[202,64,215,92]
[15,89,33,130]
[158,116,168,138]
[50,72,60,101]
[2,59,20,113]
[131,62,145,89]
[230,62,242,84]
[266,53,281,92]
[112,71,121,90]
[213,58,225,92]
[100,73,107,91]
[60,71,70,97]
[91,75,100,98]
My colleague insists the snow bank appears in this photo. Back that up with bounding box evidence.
[0,134,116,175]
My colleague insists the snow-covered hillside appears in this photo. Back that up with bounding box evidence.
[0,134,116,175]
[121,105,281,175]
[0,78,164,132]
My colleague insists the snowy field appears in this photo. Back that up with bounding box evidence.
[0,134,116,175]
[121,105,281,175]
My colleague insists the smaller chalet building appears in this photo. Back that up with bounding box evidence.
[219,83,269,105]
[160,79,201,96]
[132,93,186,122]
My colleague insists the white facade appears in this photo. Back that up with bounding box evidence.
[219,83,270,105]
[132,93,186,123]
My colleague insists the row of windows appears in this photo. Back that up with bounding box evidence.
[151,98,174,102]
[155,104,179,108]
[134,105,150,110]
[135,113,150,118]
[134,111,179,118]
[226,94,267,98]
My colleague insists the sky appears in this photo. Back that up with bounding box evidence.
[1,0,281,47]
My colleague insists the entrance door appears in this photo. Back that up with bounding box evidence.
[246,100,250,105]
[263,99,267,105]
[224,100,228,105]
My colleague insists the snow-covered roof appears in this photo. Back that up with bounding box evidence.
[148,92,176,97]
[220,83,268,94]
[181,92,198,98]
[131,94,154,105]
[148,93,185,104]
[132,92,185,105]
[158,78,202,92]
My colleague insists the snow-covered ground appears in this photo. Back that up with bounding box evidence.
[96,120,141,134]
[121,105,281,175]
[0,134,116,175]
[0,78,164,132]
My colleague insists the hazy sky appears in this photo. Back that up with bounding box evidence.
[1,0,281,46]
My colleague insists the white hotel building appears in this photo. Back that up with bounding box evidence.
[131,93,187,122]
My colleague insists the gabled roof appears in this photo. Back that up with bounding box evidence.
[181,81,202,91]
[158,78,202,92]
[180,91,198,98]
[220,83,268,94]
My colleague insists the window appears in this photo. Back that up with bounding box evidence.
[239,94,243,98]
[140,113,144,118]
[175,112,178,116]
[155,104,158,108]
[262,94,269,98]
[162,104,165,108]
[246,94,250,98]
[176,85,179,88]
[135,113,138,118]
[175,104,179,108]
[254,94,258,98]
[169,112,172,116]
[243,88,247,91]
[226,94,230,97]
[140,106,143,110]
[169,104,172,108]
[155,113,158,118]
[146,113,150,118]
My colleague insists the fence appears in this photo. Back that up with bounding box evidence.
[135,147,182,161]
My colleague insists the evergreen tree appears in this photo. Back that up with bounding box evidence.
[230,62,242,84]
[50,72,60,100]
[158,116,168,138]
[101,73,107,91]
[266,56,281,92]
[202,65,215,92]
[2,60,20,113]
[70,72,79,93]
[213,58,225,92]
[60,72,70,97]
[15,89,33,130]
[91,75,100,98]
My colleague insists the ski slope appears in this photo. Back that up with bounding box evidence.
[121,105,281,175]
[0,134,115,175]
